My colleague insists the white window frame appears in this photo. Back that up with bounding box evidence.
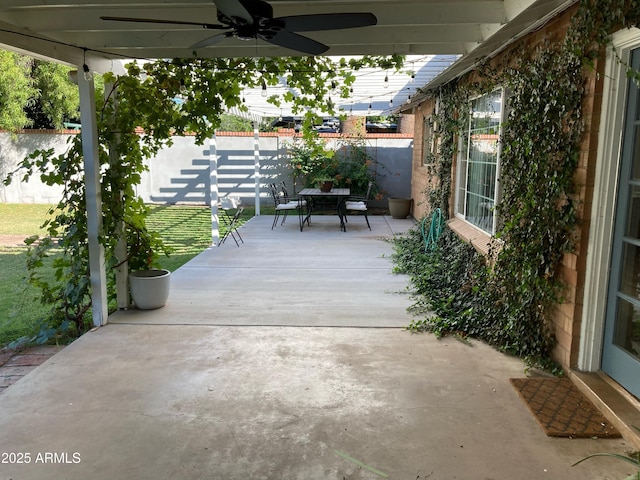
[454,88,505,235]
[422,115,435,165]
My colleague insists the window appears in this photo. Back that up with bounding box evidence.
[455,89,504,234]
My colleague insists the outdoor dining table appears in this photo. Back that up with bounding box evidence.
[298,187,350,232]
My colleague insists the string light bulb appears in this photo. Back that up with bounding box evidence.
[82,49,92,82]
[261,79,267,97]
[389,98,393,108]
[367,98,372,115]
[383,72,389,88]
[82,64,92,82]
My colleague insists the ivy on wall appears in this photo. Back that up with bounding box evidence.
[395,0,640,367]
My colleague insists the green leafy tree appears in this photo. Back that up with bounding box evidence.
[0,51,86,130]
[0,51,35,130]
[219,114,253,132]
[26,60,80,129]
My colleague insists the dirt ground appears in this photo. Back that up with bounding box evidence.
[0,234,30,248]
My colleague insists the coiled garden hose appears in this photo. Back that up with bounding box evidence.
[422,208,444,252]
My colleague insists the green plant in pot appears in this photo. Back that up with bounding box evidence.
[313,157,340,192]
[124,207,173,310]
[315,176,335,192]
[285,131,336,189]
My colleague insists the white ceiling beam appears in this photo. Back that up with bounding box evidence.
[503,0,539,20]
[0,19,122,72]
[0,0,210,7]
[93,42,470,58]
[55,24,488,49]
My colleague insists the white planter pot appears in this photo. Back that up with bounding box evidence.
[129,269,171,310]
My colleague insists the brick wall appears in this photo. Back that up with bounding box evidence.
[554,53,605,368]
[410,99,436,221]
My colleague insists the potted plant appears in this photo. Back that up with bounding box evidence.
[388,197,413,219]
[312,155,340,192]
[314,174,335,192]
[285,134,337,189]
[129,268,171,310]
[125,212,172,310]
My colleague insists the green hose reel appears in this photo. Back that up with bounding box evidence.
[422,208,444,252]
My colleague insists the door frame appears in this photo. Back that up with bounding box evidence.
[579,28,640,372]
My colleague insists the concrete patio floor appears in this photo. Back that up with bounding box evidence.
[0,215,635,480]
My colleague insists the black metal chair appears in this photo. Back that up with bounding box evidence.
[344,181,373,230]
[280,181,308,209]
[269,183,304,230]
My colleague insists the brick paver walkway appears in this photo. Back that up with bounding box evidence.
[0,345,63,394]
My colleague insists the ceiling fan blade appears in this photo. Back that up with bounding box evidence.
[191,31,234,49]
[262,31,328,55]
[101,16,227,30]
[277,13,377,32]
[214,0,254,24]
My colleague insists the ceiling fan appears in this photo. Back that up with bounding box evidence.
[101,0,377,55]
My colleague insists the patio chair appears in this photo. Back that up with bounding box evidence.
[219,196,244,246]
[269,183,304,230]
[344,181,373,230]
[280,181,307,208]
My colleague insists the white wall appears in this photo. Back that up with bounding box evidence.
[1,132,413,208]
[0,133,67,203]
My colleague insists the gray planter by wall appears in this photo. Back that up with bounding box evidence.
[129,269,171,310]
[388,197,413,219]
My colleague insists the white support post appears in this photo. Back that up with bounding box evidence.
[209,133,219,246]
[254,122,261,216]
[78,69,108,326]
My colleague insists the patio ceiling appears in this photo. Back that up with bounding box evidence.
[0,0,576,84]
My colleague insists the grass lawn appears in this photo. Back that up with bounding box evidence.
[0,203,52,236]
[0,203,255,347]
[0,247,47,345]
[146,204,254,271]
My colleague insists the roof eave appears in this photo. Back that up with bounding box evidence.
[397,0,578,114]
